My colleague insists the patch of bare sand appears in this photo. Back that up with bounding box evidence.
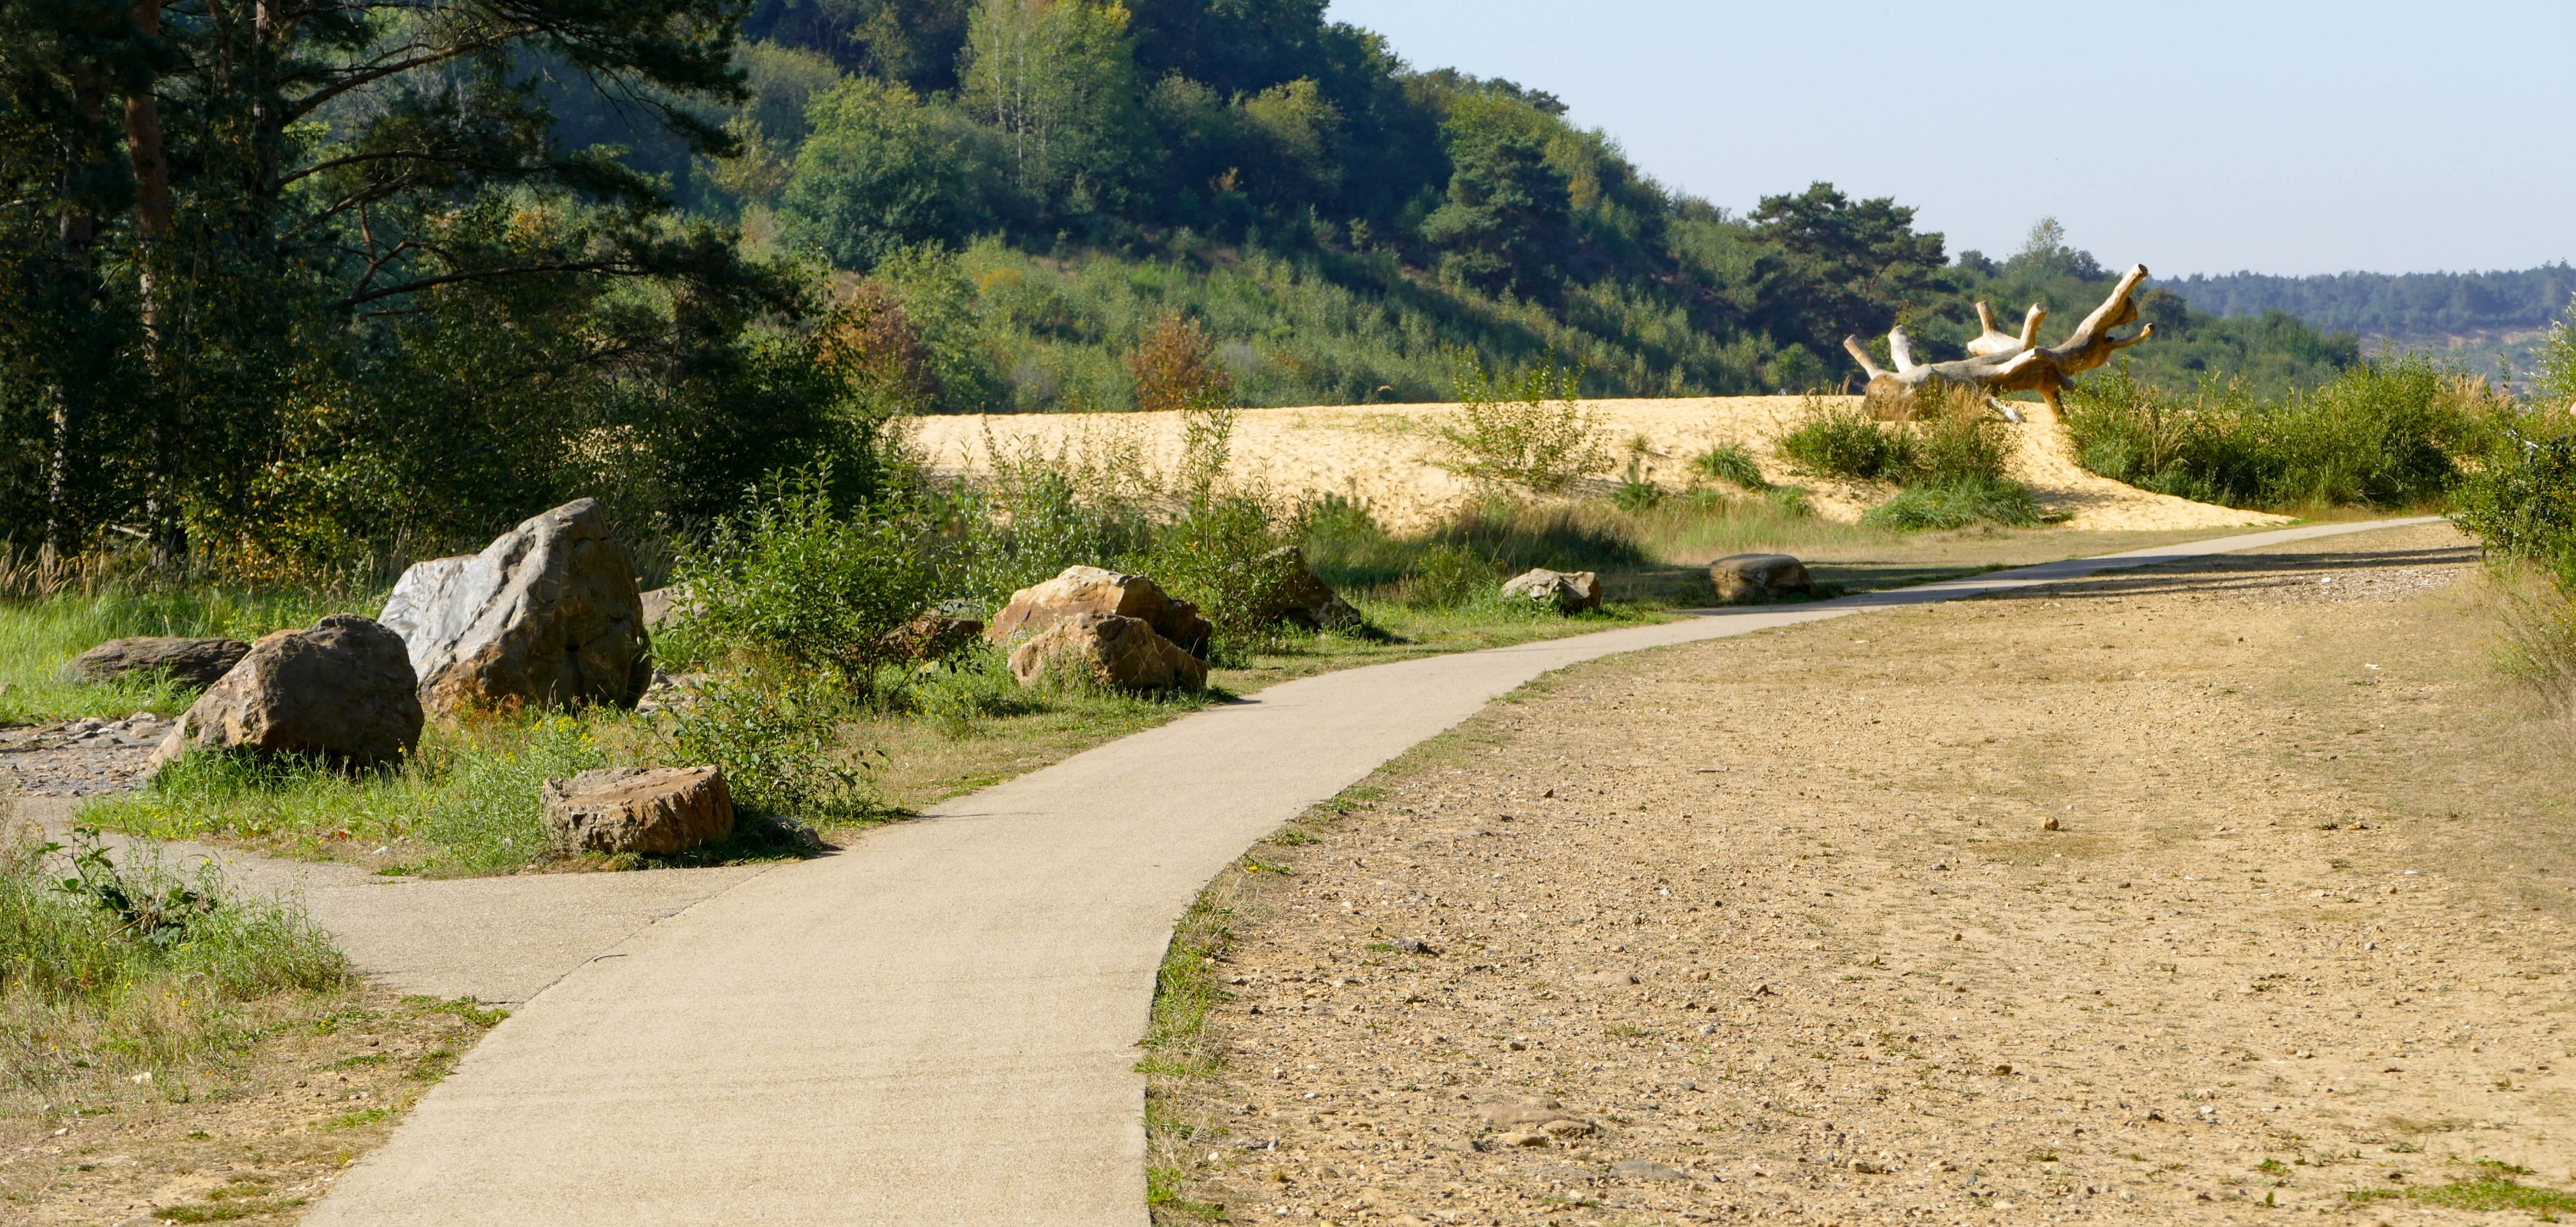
[1154,522,2576,1223]
[906,397,2288,536]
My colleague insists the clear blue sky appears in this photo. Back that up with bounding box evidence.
[1325,1,2574,278]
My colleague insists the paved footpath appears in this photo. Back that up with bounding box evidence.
[303,518,2436,1226]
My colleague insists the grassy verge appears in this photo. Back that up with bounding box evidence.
[1,804,514,1222]
[0,584,362,727]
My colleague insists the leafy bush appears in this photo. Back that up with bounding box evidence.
[2067,356,2493,510]
[1139,493,1303,654]
[1690,442,1770,490]
[1127,314,1235,415]
[2454,429,2576,589]
[2,823,348,1087]
[656,670,877,824]
[1776,400,1915,481]
[1431,356,1608,494]
[665,464,936,681]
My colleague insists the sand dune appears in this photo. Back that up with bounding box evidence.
[906,396,2292,535]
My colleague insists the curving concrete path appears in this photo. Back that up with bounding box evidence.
[302,518,2439,1226]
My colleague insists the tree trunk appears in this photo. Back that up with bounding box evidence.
[1844,265,2157,416]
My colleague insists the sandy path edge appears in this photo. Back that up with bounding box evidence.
[297,518,2433,1227]
[907,398,2292,535]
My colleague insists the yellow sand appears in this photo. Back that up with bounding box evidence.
[905,396,2292,535]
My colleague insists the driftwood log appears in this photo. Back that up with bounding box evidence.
[1844,264,2156,413]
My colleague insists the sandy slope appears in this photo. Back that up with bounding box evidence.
[906,397,2292,535]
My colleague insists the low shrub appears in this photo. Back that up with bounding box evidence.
[1776,400,1914,481]
[663,464,936,683]
[1430,355,1609,495]
[655,669,878,825]
[2068,356,2496,511]
[2,821,348,1087]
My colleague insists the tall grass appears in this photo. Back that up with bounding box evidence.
[1,817,349,1088]
[2066,356,2499,512]
[0,551,377,725]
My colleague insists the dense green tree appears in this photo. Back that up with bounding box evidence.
[958,0,1152,213]
[779,80,999,268]
[1418,94,1569,298]
[1746,183,1949,358]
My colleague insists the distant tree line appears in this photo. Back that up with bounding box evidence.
[2155,265,2576,339]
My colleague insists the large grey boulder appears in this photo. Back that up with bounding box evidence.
[147,615,422,769]
[1006,613,1206,692]
[1500,568,1604,614]
[987,566,1212,657]
[1709,553,1812,601]
[61,637,248,688]
[380,498,652,719]
[544,765,734,857]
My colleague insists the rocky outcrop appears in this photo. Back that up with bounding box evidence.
[987,567,1211,657]
[1500,568,1604,614]
[61,637,249,688]
[1251,546,1362,630]
[148,615,422,769]
[543,765,735,857]
[1709,553,1812,601]
[1006,613,1207,692]
[380,498,652,719]
[637,585,694,630]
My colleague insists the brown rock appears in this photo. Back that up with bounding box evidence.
[1006,614,1206,692]
[1497,1130,1552,1147]
[1709,553,1813,601]
[61,636,249,688]
[380,498,652,719]
[148,616,422,770]
[544,765,734,856]
[1250,546,1361,630]
[880,614,985,662]
[987,566,1211,656]
[1500,568,1603,614]
[1539,1117,1595,1138]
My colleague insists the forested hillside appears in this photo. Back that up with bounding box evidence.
[0,0,2364,563]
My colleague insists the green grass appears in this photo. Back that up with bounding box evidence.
[0,581,366,725]
[76,707,840,877]
[0,820,350,1090]
[2346,1167,2576,1214]
[1863,480,2060,531]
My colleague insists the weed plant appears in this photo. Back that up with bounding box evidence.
[1864,480,2055,531]
[660,463,936,682]
[2,821,348,1088]
[1430,356,1609,495]
[1690,442,1769,490]
[2067,356,2497,511]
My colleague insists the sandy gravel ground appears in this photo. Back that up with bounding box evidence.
[907,399,2289,535]
[1158,522,2576,1224]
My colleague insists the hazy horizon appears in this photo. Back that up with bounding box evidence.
[1325,0,2574,279]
